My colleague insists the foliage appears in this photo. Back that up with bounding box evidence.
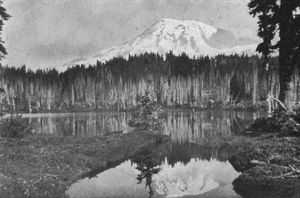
[131,146,164,198]
[248,0,300,105]
[245,108,300,136]
[128,80,163,133]
[0,0,10,60]
[248,0,280,59]
[292,107,300,123]
[0,87,6,117]
[0,87,33,138]
[0,114,32,138]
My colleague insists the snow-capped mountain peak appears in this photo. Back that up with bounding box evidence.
[151,18,218,41]
[68,18,257,66]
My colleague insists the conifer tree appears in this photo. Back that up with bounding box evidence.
[0,0,10,60]
[248,0,300,110]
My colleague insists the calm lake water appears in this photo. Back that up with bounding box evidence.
[23,110,262,198]
[67,159,240,198]
[22,110,261,143]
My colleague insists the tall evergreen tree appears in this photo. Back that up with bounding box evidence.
[0,0,10,60]
[248,0,300,110]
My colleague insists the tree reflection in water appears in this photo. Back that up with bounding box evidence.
[66,139,241,198]
[131,145,164,198]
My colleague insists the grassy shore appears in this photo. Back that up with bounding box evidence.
[1,121,300,198]
[0,132,167,198]
[229,134,300,198]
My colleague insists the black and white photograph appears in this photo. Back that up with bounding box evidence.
[0,0,300,197]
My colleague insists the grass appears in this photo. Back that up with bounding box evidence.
[0,132,166,198]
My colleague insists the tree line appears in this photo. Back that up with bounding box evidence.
[1,53,295,112]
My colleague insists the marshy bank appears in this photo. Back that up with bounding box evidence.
[229,112,300,198]
[0,132,168,198]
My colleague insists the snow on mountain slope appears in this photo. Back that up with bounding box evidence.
[153,158,239,197]
[67,18,257,66]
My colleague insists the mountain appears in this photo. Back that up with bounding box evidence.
[67,18,258,66]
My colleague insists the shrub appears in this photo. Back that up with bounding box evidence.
[0,115,33,138]
[245,108,300,136]
[0,88,33,138]
[292,107,300,123]
[128,80,163,134]
[0,88,5,117]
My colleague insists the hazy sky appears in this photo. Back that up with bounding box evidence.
[2,0,258,69]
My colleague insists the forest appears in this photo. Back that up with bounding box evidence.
[0,52,298,113]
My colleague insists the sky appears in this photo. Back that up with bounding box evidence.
[1,0,258,69]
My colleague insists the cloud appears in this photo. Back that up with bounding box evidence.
[2,0,257,69]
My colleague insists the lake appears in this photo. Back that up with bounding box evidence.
[22,110,261,142]
[22,110,261,198]
[66,159,240,198]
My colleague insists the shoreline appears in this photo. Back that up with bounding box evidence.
[1,129,299,197]
[229,133,300,198]
[2,105,267,117]
[0,132,168,198]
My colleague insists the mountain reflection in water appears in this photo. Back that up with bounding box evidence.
[67,140,241,198]
[66,159,240,198]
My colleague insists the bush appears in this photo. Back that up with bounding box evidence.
[0,89,33,138]
[0,115,33,138]
[0,88,5,117]
[128,80,163,134]
[244,108,300,136]
[292,107,300,123]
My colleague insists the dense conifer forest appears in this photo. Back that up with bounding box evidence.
[0,53,296,112]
